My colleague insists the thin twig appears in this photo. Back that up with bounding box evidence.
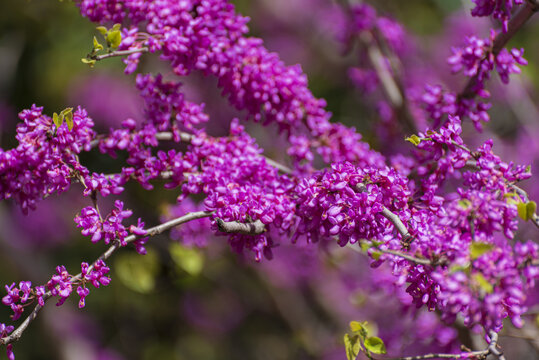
[93,47,149,61]
[380,248,432,266]
[460,2,539,99]
[346,244,433,266]
[384,330,505,360]
[355,184,413,243]
[380,207,412,242]
[0,211,213,346]
[339,0,417,134]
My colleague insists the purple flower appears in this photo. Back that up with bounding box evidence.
[471,0,525,31]
[0,105,95,213]
[77,286,90,308]
[47,266,73,306]
[74,201,134,245]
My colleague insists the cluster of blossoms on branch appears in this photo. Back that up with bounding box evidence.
[1,0,539,359]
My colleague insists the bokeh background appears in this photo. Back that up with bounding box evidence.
[1,0,539,359]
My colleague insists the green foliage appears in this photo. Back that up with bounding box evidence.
[80,58,96,67]
[344,320,386,359]
[472,273,494,294]
[93,36,103,51]
[469,242,494,260]
[96,26,107,35]
[344,334,361,360]
[458,199,472,209]
[52,107,74,130]
[106,29,122,49]
[115,249,160,294]
[517,201,537,221]
[82,23,123,67]
[405,134,421,146]
[364,336,386,354]
[169,242,205,276]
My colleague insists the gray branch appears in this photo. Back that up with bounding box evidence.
[93,47,149,61]
[216,218,266,235]
[355,184,413,243]
[386,330,504,360]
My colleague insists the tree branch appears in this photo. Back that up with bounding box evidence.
[216,218,266,235]
[92,47,149,61]
[355,183,413,243]
[379,248,432,266]
[384,330,505,360]
[460,2,539,99]
[0,210,213,346]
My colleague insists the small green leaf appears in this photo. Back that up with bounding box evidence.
[96,26,108,35]
[518,202,528,220]
[449,263,470,274]
[52,112,62,128]
[112,23,121,31]
[344,334,361,360]
[472,273,493,294]
[527,201,537,220]
[364,336,387,354]
[405,134,421,146]
[115,249,159,294]
[458,199,472,209]
[349,321,362,333]
[470,242,494,260]
[107,30,122,49]
[518,201,537,221]
[360,242,371,252]
[62,108,74,131]
[370,250,381,261]
[349,320,370,339]
[506,197,519,206]
[93,36,104,51]
[169,242,204,276]
[81,58,96,67]
[526,165,532,173]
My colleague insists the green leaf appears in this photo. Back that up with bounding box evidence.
[81,58,96,67]
[112,23,122,31]
[93,36,104,51]
[115,249,159,294]
[518,201,537,221]
[349,320,370,340]
[360,242,371,252]
[458,199,472,209]
[527,201,537,220]
[52,112,62,128]
[96,26,108,35]
[469,242,494,260]
[106,30,122,49]
[518,202,528,220]
[364,336,387,354]
[349,321,363,333]
[169,242,204,276]
[405,134,421,146]
[472,273,493,294]
[370,250,381,261]
[344,334,361,360]
[449,263,470,274]
[62,108,74,131]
